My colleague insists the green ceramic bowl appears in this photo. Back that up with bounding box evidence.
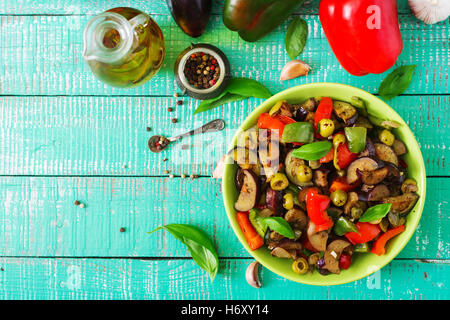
[222,83,426,286]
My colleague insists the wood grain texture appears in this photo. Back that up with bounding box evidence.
[0,257,448,300]
[0,14,447,96]
[0,95,448,176]
[0,176,447,259]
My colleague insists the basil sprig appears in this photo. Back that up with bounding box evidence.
[379,65,416,100]
[359,203,392,223]
[262,217,295,239]
[194,77,272,114]
[149,224,219,281]
[285,17,308,60]
[291,141,332,161]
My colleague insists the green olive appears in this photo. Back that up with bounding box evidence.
[292,257,309,275]
[270,173,289,190]
[379,129,395,146]
[318,118,335,138]
[333,133,346,148]
[295,165,313,183]
[330,190,348,207]
[283,193,294,210]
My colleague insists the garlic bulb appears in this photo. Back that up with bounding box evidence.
[409,0,450,24]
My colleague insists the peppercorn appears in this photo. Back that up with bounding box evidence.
[177,100,183,106]
[74,200,80,206]
[171,118,177,123]
[120,227,126,233]
[146,127,151,132]
[167,107,173,112]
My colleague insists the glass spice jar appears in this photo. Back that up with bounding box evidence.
[174,43,231,100]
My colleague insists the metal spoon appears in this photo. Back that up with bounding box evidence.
[148,119,225,153]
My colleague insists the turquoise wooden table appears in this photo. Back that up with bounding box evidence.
[0,0,448,300]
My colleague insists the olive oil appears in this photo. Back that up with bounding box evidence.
[83,7,165,88]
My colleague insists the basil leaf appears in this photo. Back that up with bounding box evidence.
[149,224,219,281]
[291,141,332,161]
[359,203,392,223]
[379,65,416,100]
[344,127,367,153]
[285,17,308,60]
[281,122,314,143]
[225,77,272,99]
[262,217,295,239]
[194,93,246,114]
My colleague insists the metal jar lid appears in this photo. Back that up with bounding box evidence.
[174,43,231,100]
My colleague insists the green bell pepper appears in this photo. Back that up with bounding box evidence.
[281,122,314,144]
[333,216,358,236]
[223,0,304,42]
[249,208,268,237]
[353,243,371,253]
[344,127,367,153]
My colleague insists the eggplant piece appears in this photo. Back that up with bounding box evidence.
[354,116,374,130]
[359,138,376,158]
[284,149,313,187]
[166,0,212,38]
[306,222,328,252]
[313,168,329,189]
[333,101,358,125]
[234,170,261,212]
[271,247,292,259]
[343,192,363,215]
[299,98,317,112]
[284,208,308,230]
[324,240,351,274]
[401,179,418,194]
[358,166,389,185]
[382,193,419,215]
[358,184,390,202]
[392,139,407,156]
[374,143,399,167]
[266,187,284,215]
[278,101,294,117]
[385,163,406,185]
[235,167,245,191]
[258,129,280,179]
[346,157,379,184]
[276,239,302,251]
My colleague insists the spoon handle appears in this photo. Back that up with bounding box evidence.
[168,119,225,142]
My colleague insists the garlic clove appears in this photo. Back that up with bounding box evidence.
[409,0,450,24]
[280,60,311,81]
[246,261,262,288]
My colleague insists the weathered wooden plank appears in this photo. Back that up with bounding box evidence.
[0,176,447,259]
[0,15,447,96]
[0,95,448,176]
[0,0,415,15]
[0,257,448,299]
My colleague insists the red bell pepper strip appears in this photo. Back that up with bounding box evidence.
[336,143,358,169]
[371,225,405,256]
[329,177,359,193]
[306,189,333,230]
[320,146,334,163]
[257,113,286,137]
[345,222,381,244]
[339,253,352,270]
[273,114,296,125]
[319,0,403,76]
[314,97,333,135]
[236,211,264,251]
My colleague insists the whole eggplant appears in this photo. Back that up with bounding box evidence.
[166,0,212,37]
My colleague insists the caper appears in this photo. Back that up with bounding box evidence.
[283,193,294,210]
[292,257,309,275]
[270,173,289,190]
[331,190,348,207]
[379,129,395,146]
[318,118,335,138]
[351,207,363,220]
[296,165,313,183]
[333,133,346,148]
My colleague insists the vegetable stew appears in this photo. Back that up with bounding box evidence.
[229,97,419,275]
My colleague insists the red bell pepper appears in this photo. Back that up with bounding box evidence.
[257,113,286,137]
[319,0,403,76]
[306,189,333,230]
[329,177,359,193]
[320,146,334,163]
[273,114,296,125]
[314,97,333,134]
[336,143,358,169]
[371,225,405,256]
[345,222,381,244]
[236,211,264,251]
[339,253,352,270]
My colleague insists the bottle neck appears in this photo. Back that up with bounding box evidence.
[83,12,146,64]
